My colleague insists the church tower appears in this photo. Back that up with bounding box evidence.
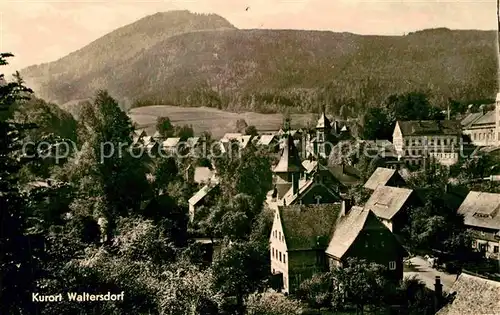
[315,106,332,157]
[273,133,305,199]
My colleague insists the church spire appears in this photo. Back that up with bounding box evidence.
[273,133,304,173]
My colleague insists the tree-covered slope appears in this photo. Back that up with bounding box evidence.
[20,10,498,113]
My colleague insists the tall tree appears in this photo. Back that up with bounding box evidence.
[211,241,269,315]
[64,90,149,242]
[0,53,42,314]
[156,116,175,138]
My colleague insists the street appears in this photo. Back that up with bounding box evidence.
[403,256,458,292]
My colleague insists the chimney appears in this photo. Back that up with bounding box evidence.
[434,276,443,310]
[341,199,353,216]
[292,173,299,196]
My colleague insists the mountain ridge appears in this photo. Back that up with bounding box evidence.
[20,10,498,114]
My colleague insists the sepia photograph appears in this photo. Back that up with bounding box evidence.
[1,0,500,314]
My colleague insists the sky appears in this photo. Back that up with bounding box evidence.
[0,0,498,75]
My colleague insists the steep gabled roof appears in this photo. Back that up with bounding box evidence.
[436,272,500,315]
[186,137,200,147]
[257,134,276,146]
[279,203,342,251]
[280,179,340,206]
[188,182,219,206]
[396,120,461,136]
[457,191,500,230]
[163,137,181,147]
[222,133,243,140]
[240,135,253,148]
[273,134,305,173]
[316,112,332,129]
[365,186,414,220]
[325,206,368,259]
[364,167,403,190]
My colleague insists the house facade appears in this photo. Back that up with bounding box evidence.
[270,202,407,294]
[461,93,500,147]
[393,120,461,167]
[270,203,342,294]
[457,191,500,260]
[325,206,407,282]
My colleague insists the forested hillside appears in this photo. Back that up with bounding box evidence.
[20,11,498,114]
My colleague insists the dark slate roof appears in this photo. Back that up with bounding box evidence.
[437,272,500,315]
[279,203,341,251]
[396,120,461,136]
[364,167,399,190]
[457,191,500,230]
[273,134,305,173]
[325,206,370,259]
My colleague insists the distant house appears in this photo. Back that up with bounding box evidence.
[162,137,181,154]
[364,186,418,233]
[302,160,360,193]
[132,129,147,145]
[193,167,215,185]
[268,135,343,210]
[239,135,253,149]
[393,120,461,167]
[436,272,500,315]
[457,191,500,259]
[270,201,407,294]
[152,131,163,141]
[186,137,201,148]
[364,167,407,191]
[325,205,407,283]
[188,182,220,223]
[461,104,498,147]
[222,133,243,141]
[257,134,279,151]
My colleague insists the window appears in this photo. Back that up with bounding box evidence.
[284,254,286,264]
[279,231,281,240]
[272,248,275,258]
[494,246,499,254]
[389,261,396,270]
[279,252,282,262]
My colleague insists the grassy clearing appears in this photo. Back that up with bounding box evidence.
[129,105,316,138]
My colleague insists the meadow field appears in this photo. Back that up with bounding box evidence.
[129,105,317,138]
